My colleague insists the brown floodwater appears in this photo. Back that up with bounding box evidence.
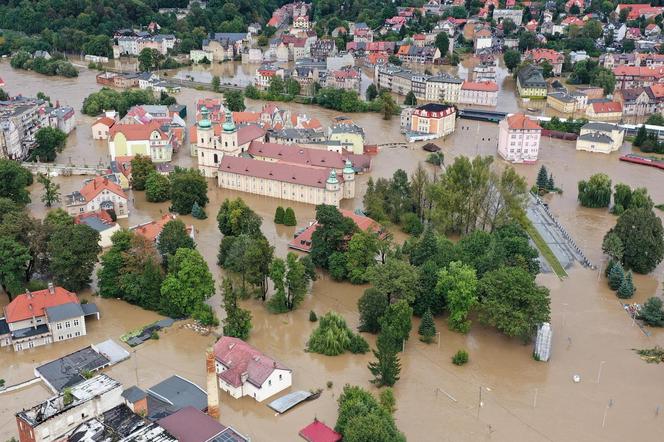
[1,61,664,441]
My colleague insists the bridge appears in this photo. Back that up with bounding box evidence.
[21,161,108,176]
[458,109,508,123]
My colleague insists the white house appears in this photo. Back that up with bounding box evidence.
[497,113,542,164]
[213,336,292,402]
[575,122,625,154]
[65,176,129,219]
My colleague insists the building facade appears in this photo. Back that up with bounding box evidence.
[498,113,542,164]
[517,65,547,98]
[108,122,173,162]
[65,176,129,219]
[458,81,498,106]
[410,103,457,137]
[575,122,625,153]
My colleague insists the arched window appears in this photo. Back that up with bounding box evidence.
[214,153,218,163]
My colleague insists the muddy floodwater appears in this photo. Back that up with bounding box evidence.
[1,61,664,441]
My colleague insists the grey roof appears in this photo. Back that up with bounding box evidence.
[210,427,251,442]
[45,302,85,322]
[146,375,207,419]
[82,303,99,317]
[578,132,613,143]
[122,386,148,403]
[12,324,50,339]
[548,92,576,103]
[582,122,622,132]
[92,339,129,364]
[427,73,463,84]
[517,65,546,88]
[79,216,115,232]
[36,346,111,392]
[267,390,312,413]
[0,317,9,335]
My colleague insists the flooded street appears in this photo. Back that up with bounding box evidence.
[1,61,664,441]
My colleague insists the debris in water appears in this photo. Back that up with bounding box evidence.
[634,346,664,364]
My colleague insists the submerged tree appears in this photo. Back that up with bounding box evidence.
[306,312,368,356]
[418,308,437,343]
[368,333,401,387]
[37,173,60,207]
[639,297,664,327]
[221,278,252,340]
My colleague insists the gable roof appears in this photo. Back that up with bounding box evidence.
[147,375,207,416]
[45,302,85,322]
[157,407,225,442]
[299,420,342,442]
[506,113,542,130]
[288,209,382,252]
[5,286,78,323]
[462,80,498,91]
[591,101,622,113]
[93,117,116,128]
[247,141,346,169]
[218,156,341,189]
[214,337,290,388]
[130,213,179,242]
[237,124,266,146]
[110,121,167,141]
[79,176,128,202]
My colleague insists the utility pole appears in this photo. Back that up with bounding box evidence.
[133,349,139,386]
[477,386,483,419]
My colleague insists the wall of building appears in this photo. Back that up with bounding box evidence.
[50,316,86,343]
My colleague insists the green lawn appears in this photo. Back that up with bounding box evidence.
[521,218,568,279]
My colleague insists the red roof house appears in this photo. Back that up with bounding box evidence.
[299,419,342,442]
[288,209,382,252]
[4,286,79,324]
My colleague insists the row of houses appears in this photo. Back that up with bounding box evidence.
[113,30,177,57]
[95,71,181,94]
[255,62,361,95]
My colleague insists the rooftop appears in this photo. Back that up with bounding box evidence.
[288,209,382,252]
[214,336,290,388]
[157,406,248,442]
[35,345,111,392]
[4,285,79,323]
[299,419,342,442]
[506,113,542,131]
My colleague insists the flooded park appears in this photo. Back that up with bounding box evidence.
[1,60,664,441]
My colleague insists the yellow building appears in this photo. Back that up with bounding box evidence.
[517,65,547,98]
[547,92,577,113]
[328,123,365,154]
[108,122,173,162]
[585,102,623,122]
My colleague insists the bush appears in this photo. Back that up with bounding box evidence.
[274,206,285,224]
[193,303,219,326]
[145,172,171,203]
[306,312,368,356]
[150,331,159,340]
[283,207,297,226]
[639,297,664,327]
[452,349,469,365]
[348,333,370,354]
[401,212,423,236]
[25,280,48,291]
[309,310,318,322]
[326,380,333,388]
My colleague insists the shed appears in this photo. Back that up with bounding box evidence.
[422,142,441,152]
[299,419,342,442]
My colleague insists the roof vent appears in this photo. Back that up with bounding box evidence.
[48,282,55,294]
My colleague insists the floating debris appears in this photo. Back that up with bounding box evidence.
[634,346,664,364]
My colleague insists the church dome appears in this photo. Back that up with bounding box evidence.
[198,106,211,129]
[222,109,236,132]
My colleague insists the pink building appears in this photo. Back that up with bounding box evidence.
[498,113,542,164]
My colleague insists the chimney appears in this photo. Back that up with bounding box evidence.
[48,282,55,295]
[206,348,220,420]
[25,289,31,299]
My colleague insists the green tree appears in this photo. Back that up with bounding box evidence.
[117,234,164,310]
[602,232,624,262]
[217,197,262,236]
[617,271,635,298]
[0,237,30,299]
[37,173,60,207]
[245,234,274,300]
[307,311,367,356]
[592,68,616,94]
[130,155,156,191]
[346,231,379,284]
[145,172,170,202]
[608,262,625,290]
[379,91,399,120]
[268,75,285,95]
[157,219,195,261]
[634,125,648,147]
[160,248,215,317]
[97,230,133,299]
[191,202,207,219]
[547,173,555,192]
[48,223,101,291]
[418,308,436,343]
[477,267,551,341]
[366,83,378,101]
[138,48,161,71]
[404,91,417,106]
[536,165,548,191]
[283,207,297,226]
[645,114,664,126]
[336,386,405,442]
[358,287,389,333]
[212,75,221,92]
[31,127,66,162]
[0,159,32,205]
[639,297,664,326]
[583,20,603,39]
[518,31,538,51]
[267,252,310,310]
[379,300,413,350]
[434,32,449,56]
[366,258,419,304]
[169,167,208,214]
[310,204,357,268]
[225,90,245,111]
[436,261,478,333]
[368,332,401,387]
[221,278,253,339]
[503,49,521,72]
[285,78,301,95]
[578,173,612,208]
[608,208,664,274]
[379,388,396,414]
[274,206,285,224]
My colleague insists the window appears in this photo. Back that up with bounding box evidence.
[65,321,71,328]
[268,380,272,386]
[56,323,62,330]
[279,374,282,381]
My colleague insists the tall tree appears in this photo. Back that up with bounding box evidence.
[48,223,101,291]
[379,300,413,350]
[245,235,274,300]
[345,231,379,284]
[267,252,311,311]
[157,219,195,262]
[436,261,478,333]
[221,277,253,340]
[130,155,156,191]
[602,232,624,262]
[434,32,449,56]
[0,159,32,205]
[310,204,357,268]
[169,167,208,214]
[336,386,405,442]
[477,267,551,341]
[97,230,134,299]
[283,207,297,226]
[617,271,635,299]
[536,165,548,191]
[31,127,66,162]
[639,297,664,327]
[217,197,262,236]
[368,333,402,387]
[404,91,417,106]
[0,237,30,300]
[578,173,612,208]
[160,248,214,317]
[358,287,389,333]
[118,234,165,309]
[225,90,245,111]
[145,172,171,202]
[607,208,664,274]
[37,173,60,207]
[418,308,437,343]
[366,258,419,304]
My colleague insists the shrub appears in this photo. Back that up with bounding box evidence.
[193,303,219,326]
[326,380,333,388]
[274,206,285,224]
[25,280,48,291]
[309,310,318,322]
[306,312,368,356]
[151,331,159,340]
[283,207,297,226]
[639,297,664,327]
[401,212,423,236]
[418,308,437,343]
[348,333,370,354]
[452,349,469,366]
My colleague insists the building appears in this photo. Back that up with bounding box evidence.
[517,65,547,98]
[16,375,122,442]
[498,113,542,164]
[48,106,76,135]
[547,92,580,113]
[289,209,382,252]
[213,336,292,402]
[524,49,564,76]
[614,86,659,116]
[202,33,248,61]
[0,284,99,351]
[325,66,361,93]
[615,3,664,20]
[121,375,208,420]
[474,28,493,53]
[585,101,623,121]
[157,406,249,442]
[299,419,342,442]
[0,96,49,160]
[115,34,177,56]
[108,121,174,163]
[492,8,523,24]
[575,122,625,153]
[425,73,463,102]
[459,81,498,106]
[75,211,121,248]
[613,65,664,89]
[65,176,129,219]
[67,404,175,441]
[92,115,116,140]
[130,213,195,243]
[189,49,214,63]
[409,103,457,138]
[217,156,354,206]
[328,123,365,154]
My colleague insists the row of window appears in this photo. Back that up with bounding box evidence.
[55,319,80,330]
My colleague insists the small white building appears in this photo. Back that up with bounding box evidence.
[213,336,292,402]
[575,122,625,154]
[190,49,214,63]
[65,176,129,219]
[497,113,542,164]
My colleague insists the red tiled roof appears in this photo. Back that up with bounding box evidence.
[462,80,498,91]
[248,141,346,169]
[650,83,664,97]
[80,176,128,202]
[219,156,341,189]
[214,337,290,388]
[288,209,381,252]
[237,124,266,146]
[591,101,622,113]
[130,214,177,242]
[109,121,166,141]
[506,113,542,130]
[299,420,342,442]
[613,65,664,78]
[75,210,114,226]
[561,16,584,25]
[4,287,78,323]
[93,117,115,128]
[525,48,564,64]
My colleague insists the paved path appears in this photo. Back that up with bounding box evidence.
[527,193,595,272]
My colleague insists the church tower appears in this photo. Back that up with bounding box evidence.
[196,106,218,177]
[342,160,355,199]
[325,169,341,206]
[220,109,239,156]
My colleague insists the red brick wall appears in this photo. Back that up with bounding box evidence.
[16,416,35,442]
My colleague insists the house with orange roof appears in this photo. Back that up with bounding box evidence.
[613,65,664,89]
[585,101,623,121]
[92,116,117,140]
[108,121,173,163]
[524,49,564,76]
[130,213,195,243]
[0,283,99,351]
[459,81,498,106]
[615,3,664,20]
[498,113,542,164]
[65,176,129,219]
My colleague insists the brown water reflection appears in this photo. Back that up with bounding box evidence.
[1,61,664,441]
